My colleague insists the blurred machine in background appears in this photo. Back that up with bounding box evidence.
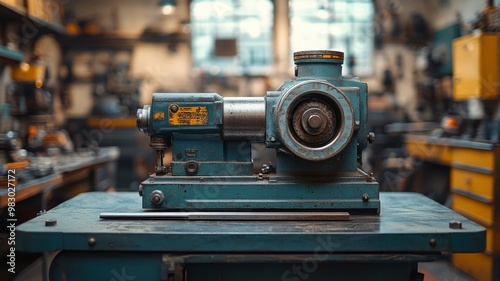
[404,3,500,279]
[448,32,500,140]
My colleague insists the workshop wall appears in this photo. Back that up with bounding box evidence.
[65,0,193,112]
[63,0,492,120]
[368,0,487,121]
[433,0,485,30]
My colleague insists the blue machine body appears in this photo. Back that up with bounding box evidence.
[136,50,379,213]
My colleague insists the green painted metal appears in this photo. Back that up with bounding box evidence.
[49,252,162,281]
[49,252,427,281]
[17,192,485,253]
[16,192,485,281]
[138,50,379,212]
[141,175,380,212]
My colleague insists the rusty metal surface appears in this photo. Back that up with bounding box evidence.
[17,192,485,254]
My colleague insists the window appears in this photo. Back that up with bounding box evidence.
[290,0,374,76]
[190,0,274,76]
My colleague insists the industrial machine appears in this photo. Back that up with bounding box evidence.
[134,50,379,214]
[444,28,500,140]
[17,50,485,281]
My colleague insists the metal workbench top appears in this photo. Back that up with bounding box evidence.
[17,192,485,254]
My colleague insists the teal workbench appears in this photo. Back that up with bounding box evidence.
[17,192,485,281]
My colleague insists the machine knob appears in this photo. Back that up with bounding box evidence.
[137,105,151,134]
[307,114,322,129]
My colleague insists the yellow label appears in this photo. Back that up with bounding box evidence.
[153,112,165,120]
[169,106,208,125]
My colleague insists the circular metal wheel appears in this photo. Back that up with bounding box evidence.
[292,100,336,146]
[274,80,355,161]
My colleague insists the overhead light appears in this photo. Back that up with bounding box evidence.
[159,0,176,15]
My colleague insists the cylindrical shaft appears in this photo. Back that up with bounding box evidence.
[223,97,266,140]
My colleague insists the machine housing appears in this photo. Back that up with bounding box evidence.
[137,50,379,214]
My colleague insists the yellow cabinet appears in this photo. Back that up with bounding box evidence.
[450,144,500,281]
[405,136,500,280]
[453,34,500,101]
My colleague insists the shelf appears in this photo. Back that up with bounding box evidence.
[0,45,24,63]
[59,33,188,49]
[0,2,64,35]
[0,1,26,20]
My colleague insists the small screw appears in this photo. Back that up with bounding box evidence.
[88,237,96,247]
[367,132,376,143]
[429,238,437,247]
[45,219,57,226]
[184,161,199,176]
[270,136,276,142]
[258,173,264,180]
[176,153,182,159]
[362,193,369,202]
[150,190,165,205]
[449,221,462,229]
[170,105,178,113]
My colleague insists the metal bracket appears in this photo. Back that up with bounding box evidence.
[162,255,185,281]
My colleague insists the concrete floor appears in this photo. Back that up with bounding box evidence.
[14,255,476,281]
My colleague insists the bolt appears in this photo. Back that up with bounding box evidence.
[362,193,369,202]
[449,221,463,229]
[429,238,437,247]
[307,114,322,129]
[45,219,56,226]
[270,136,276,142]
[45,219,57,226]
[268,162,274,172]
[138,184,143,196]
[88,237,97,247]
[184,161,199,176]
[367,132,376,143]
[150,190,165,205]
[170,104,178,113]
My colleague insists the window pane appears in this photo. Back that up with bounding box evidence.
[290,0,374,76]
[191,0,274,75]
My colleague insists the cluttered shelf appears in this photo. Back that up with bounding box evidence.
[0,2,64,34]
[0,1,64,64]
[58,33,189,49]
[0,146,120,208]
[0,45,23,63]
